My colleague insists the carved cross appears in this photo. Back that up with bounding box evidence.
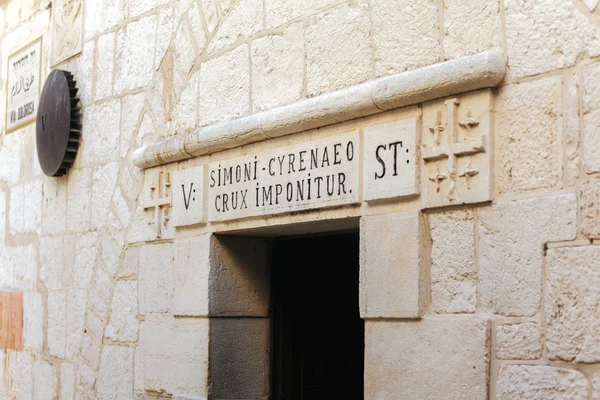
[422,99,487,201]
[144,169,172,238]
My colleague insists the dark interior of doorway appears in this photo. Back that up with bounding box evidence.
[271,232,364,400]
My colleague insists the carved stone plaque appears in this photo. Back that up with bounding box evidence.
[363,118,419,201]
[208,131,360,222]
[421,89,493,208]
[5,37,42,133]
[50,0,84,66]
[172,165,206,226]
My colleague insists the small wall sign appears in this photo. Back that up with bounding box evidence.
[5,37,42,133]
[36,69,81,177]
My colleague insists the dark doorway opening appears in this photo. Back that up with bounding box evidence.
[271,233,364,400]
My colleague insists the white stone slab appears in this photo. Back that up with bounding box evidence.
[6,37,42,133]
[172,165,206,226]
[50,0,84,66]
[363,118,419,201]
[208,131,360,221]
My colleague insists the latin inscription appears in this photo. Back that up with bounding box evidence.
[363,118,419,201]
[6,38,42,133]
[208,131,360,221]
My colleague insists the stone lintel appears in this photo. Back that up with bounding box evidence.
[133,51,505,169]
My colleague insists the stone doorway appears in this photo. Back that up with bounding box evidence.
[207,227,363,400]
[271,233,364,400]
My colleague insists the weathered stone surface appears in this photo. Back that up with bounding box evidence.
[565,73,580,186]
[9,182,42,234]
[497,77,562,193]
[128,0,169,18]
[67,168,92,232]
[0,191,5,241]
[81,100,121,166]
[496,322,542,360]
[10,351,34,399]
[141,315,209,396]
[360,211,427,318]
[0,245,37,291]
[173,236,209,316]
[0,133,21,185]
[581,179,600,239]
[119,246,139,279]
[42,177,67,235]
[252,23,303,112]
[372,0,439,77]
[40,236,68,291]
[139,243,175,314]
[73,232,100,288]
[97,345,135,400]
[208,0,261,53]
[443,0,502,59]
[172,70,199,132]
[115,15,157,94]
[198,44,249,126]
[95,32,115,101]
[365,318,488,399]
[266,0,336,28]
[305,1,371,96]
[429,209,476,313]
[106,280,139,342]
[34,360,58,400]
[582,62,600,174]
[92,162,119,229]
[155,5,173,71]
[478,194,577,316]
[505,0,600,79]
[173,22,197,93]
[497,365,588,400]
[60,362,75,400]
[546,246,600,362]
[23,291,43,351]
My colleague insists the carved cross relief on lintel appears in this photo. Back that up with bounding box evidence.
[421,89,493,208]
[143,168,173,238]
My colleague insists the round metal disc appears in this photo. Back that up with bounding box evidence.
[36,70,74,177]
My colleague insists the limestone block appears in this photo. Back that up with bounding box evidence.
[81,331,102,369]
[115,15,157,94]
[586,0,600,11]
[48,291,67,358]
[40,236,69,291]
[61,41,94,108]
[106,280,139,343]
[101,234,120,277]
[198,44,249,126]
[95,266,114,304]
[0,191,5,241]
[172,70,199,133]
[372,0,440,77]
[0,245,37,291]
[209,236,270,317]
[0,132,21,185]
[66,290,87,360]
[67,168,92,232]
[360,211,427,318]
[97,345,134,400]
[81,100,121,166]
[128,0,169,18]
[496,322,542,360]
[95,33,115,101]
[141,315,209,396]
[173,22,197,94]
[429,209,476,313]
[41,176,67,235]
[188,3,206,54]
[120,93,146,158]
[112,187,132,229]
[201,0,218,34]
[9,351,33,399]
[565,73,580,186]
[103,0,125,31]
[546,246,600,362]
[266,0,336,28]
[443,0,502,59]
[60,363,75,400]
[75,363,97,396]
[252,23,303,112]
[478,194,577,316]
[581,179,600,239]
[305,2,371,96]
[33,360,58,400]
[139,243,175,314]
[155,6,173,71]
[497,77,561,193]
[208,0,261,53]
[119,246,139,279]
[10,182,42,234]
[23,291,43,351]
[582,62,600,174]
[73,232,100,289]
[365,318,489,399]
[505,0,600,79]
[173,236,210,316]
[92,162,119,229]
[496,365,588,399]
[421,89,493,207]
[209,318,269,399]
[363,118,419,201]
[172,165,205,227]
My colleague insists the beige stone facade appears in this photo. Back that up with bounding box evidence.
[0,0,600,399]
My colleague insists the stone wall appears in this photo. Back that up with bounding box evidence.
[0,0,599,399]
